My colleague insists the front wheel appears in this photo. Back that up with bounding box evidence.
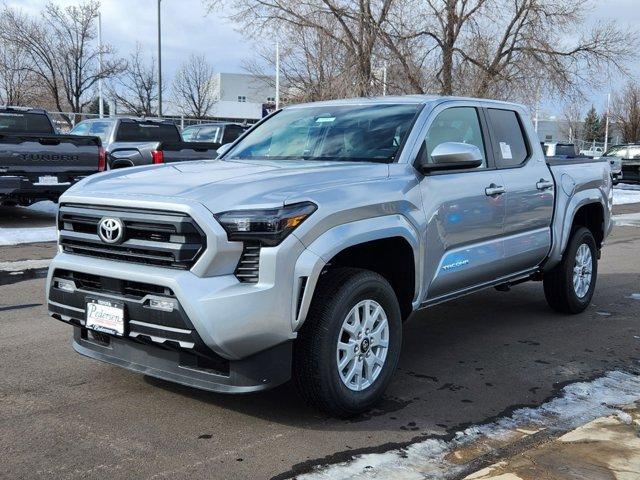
[543,227,598,314]
[293,268,402,417]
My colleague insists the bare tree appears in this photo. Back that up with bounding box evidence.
[206,0,638,103]
[559,99,585,142]
[0,1,123,113]
[206,0,395,98]
[611,82,640,144]
[0,40,39,106]
[110,43,158,116]
[243,20,354,104]
[172,54,217,118]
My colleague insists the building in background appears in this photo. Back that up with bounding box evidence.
[209,73,276,122]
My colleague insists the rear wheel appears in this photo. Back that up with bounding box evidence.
[543,227,598,314]
[293,268,402,417]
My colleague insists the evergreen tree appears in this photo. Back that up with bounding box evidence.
[86,97,110,116]
[582,105,601,143]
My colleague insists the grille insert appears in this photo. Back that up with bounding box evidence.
[58,204,206,269]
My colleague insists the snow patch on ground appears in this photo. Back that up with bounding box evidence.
[298,371,640,480]
[22,200,58,216]
[614,184,640,205]
[0,227,57,246]
[0,259,51,271]
[613,213,640,227]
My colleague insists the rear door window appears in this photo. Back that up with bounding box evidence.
[487,109,529,168]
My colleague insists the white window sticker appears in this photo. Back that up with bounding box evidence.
[499,142,513,159]
[315,117,335,123]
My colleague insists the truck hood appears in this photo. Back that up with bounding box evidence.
[69,159,389,212]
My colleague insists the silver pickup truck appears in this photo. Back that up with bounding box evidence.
[46,96,613,417]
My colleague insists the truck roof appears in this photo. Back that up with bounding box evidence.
[287,95,528,111]
[0,106,48,114]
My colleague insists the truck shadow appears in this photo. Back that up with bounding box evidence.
[143,272,640,434]
[0,202,57,228]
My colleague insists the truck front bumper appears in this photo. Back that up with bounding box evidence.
[46,230,324,392]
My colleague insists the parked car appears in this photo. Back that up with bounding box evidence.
[70,117,219,169]
[0,106,104,206]
[181,122,249,145]
[544,141,621,183]
[579,145,605,158]
[47,96,612,417]
[602,144,640,184]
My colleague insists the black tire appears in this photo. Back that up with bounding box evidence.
[293,268,402,417]
[543,227,598,314]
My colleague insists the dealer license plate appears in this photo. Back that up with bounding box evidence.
[36,175,60,185]
[86,298,125,336]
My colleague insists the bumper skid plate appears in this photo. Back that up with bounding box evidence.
[73,326,292,394]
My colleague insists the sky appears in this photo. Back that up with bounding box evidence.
[6,0,640,116]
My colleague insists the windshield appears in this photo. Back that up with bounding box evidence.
[0,111,54,134]
[115,122,181,143]
[71,121,112,142]
[225,104,422,163]
[603,146,627,157]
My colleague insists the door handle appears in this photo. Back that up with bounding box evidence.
[536,179,554,190]
[485,184,506,196]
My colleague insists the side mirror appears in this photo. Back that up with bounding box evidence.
[216,143,232,157]
[417,142,483,173]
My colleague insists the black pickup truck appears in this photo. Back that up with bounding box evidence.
[0,107,104,206]
[70,117,220,169]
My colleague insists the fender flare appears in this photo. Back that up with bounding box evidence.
[291,214,421,331]
[545,190,608,271]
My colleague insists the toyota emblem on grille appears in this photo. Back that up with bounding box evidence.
[98,217,124,244]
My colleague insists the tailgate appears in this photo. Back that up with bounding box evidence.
[158,141,220,163]
[0,134,101,179]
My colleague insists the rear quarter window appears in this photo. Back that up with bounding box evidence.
[487,109,529,168]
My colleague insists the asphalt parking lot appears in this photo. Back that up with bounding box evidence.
[1,204,640,480]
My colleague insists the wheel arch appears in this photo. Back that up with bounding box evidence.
[292,215,421,331]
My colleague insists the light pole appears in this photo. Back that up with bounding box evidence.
[382,63,387,96]
[157,0,162,117]
[604,92,611,152]
[98,11,104,118]
[275,42,280,110]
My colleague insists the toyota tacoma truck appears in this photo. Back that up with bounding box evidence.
[69,117,219,169]
[0,106,104,206]
[46,96,613,417]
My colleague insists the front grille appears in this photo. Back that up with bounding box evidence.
[235,242,261,283]
[58,204,206,269]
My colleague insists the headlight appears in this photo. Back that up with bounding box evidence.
[215,202,317,246]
